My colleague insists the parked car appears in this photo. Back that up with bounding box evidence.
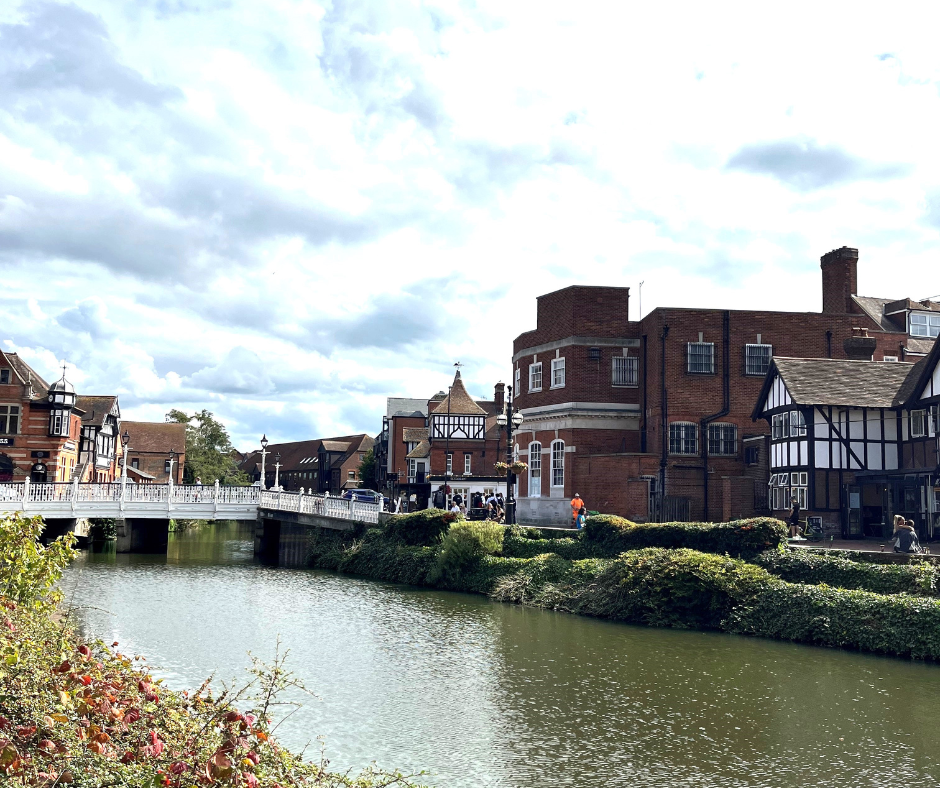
[341,489,382,504]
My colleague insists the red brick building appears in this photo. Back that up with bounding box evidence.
[121,421,186,484]
[512,246,933,526]
[239,434,374,494]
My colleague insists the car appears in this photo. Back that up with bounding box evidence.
[341,488,382,504]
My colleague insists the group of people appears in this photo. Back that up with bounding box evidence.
[892,515,924,554]
[431,485,507,521]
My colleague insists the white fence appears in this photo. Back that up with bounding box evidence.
[258,490,380,524]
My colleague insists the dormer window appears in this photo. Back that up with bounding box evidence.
[910,312,940,338]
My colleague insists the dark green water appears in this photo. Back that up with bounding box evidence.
[63,522,940,788]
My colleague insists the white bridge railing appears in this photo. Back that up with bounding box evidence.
[259,490,380,524]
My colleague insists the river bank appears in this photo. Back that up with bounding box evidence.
[306,511,940,662]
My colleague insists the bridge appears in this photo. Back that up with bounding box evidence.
[0,480,380,561]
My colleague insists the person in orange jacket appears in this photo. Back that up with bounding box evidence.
[570,493,584,526]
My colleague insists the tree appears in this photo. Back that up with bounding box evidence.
[166,409,249,486]
[358,448,377,491]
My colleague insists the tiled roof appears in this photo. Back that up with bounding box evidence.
[852,296,896,332]
[405,440,430,459]
[0,351,50,395]
[127,466,157,481]
[403,427,428,442]
[386,398,429,417]
[772,357,916,409]
[121,421,185,455]
[894,358,929,406]
[906,338,936,356]
[321,440,352,452]
[75,396,119,426]
[431,372,487,415]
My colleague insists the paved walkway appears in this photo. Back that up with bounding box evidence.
[790,537,936,555]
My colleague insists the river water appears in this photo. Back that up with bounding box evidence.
[62,522,940,788]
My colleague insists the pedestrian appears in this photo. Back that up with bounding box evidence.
[432,485,446,510]
[195,476,203,486]
[450,500,461,515]
[894,519,921,554]
[570,492,585,527]
[788,496,801,538]
[472,491,484,509]
[576,506,586,530]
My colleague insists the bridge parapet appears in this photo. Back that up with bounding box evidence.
[258,490,380,524]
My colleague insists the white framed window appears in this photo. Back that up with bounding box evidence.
[707,423,737,456]
[789,410,807,437]
[0,404,20,435]
[669,422,698,455]
[612,356,638,387]
[131,458,139,469]
[528,442,542,497]
[930,405,939,437]
[745,344,773,376]
[514,366,521,393]
[164,459,171,474]
[49,410,69,437]
[910,312,940,338]
[464,453,472,474]
[529,362,542,392]
[911,409,927,438]
[883,355,899,362]
[446,453,453,475]
[551,358,566,389]
[551,440,564,487]
[408,458,417,479]
[687,342,715,374]
[348,470,356,480]
[771,413,786,440]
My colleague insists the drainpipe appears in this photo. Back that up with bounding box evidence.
[659,321,670,519]
[700,311,731,522]
[826,330,833,359]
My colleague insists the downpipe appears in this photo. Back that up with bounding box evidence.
[700,311,731,522]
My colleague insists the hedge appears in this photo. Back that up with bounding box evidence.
[754,549,940,597]
[383,509,458,546]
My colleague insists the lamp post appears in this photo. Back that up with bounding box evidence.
[274,453,282,490]
[260,434,269,490]
[121,429,130,482]
[496,385,524,525]
[167,450,177,485]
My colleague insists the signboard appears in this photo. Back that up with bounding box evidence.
[807,516,823,531]
[31,451,48,459]
[0,437,13,447]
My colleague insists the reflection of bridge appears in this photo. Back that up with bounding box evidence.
[0,481,380,560]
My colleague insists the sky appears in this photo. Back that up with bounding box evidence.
[1,0,939,451]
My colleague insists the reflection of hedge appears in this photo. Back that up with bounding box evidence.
[383,509,458,546]
[754,549,940,597]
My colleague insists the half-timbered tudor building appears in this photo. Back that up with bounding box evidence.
[76,396,121,483]
[753,335,940,539]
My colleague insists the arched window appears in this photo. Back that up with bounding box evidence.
[528,442,542,497]
[551,440,565,487]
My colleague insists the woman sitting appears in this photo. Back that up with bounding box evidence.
[894,518,921,554]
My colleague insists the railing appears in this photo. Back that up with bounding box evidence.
[0,480,261,510]
[258,490,380,524]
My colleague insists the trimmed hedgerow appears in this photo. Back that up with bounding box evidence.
[754,549,940,597]
[383,509,458,546]
[581,515,787,559]
[501,531,586,560]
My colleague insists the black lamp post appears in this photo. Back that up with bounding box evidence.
[496,385,524,525]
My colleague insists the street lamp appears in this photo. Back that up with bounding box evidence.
[121,429,130,482]
[167,449,177,485]
[496,386,524,525]
[274,453,282,490]
[260,434,269,490]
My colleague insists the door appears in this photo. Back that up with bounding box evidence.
[844,484,862,538]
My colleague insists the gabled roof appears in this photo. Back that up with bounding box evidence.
[76,396,119,426]
[320,440,352,452]
[752,357,916,418]
[0,350,50,396]
[402,427,428,442]
[852,296,897,332]
[902,333,940,405]
[431,372,487,416]
[121,421,186,455]
[405,440,430,459]
[906,338,936,356]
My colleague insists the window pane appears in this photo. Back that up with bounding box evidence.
[612,356,638,386]
[551,442,564,487]
[745,344,772,376]
[688,343,714,373]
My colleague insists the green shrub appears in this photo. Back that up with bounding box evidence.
[754,549,940,596]
[431,519,505,582]
[384,509,458,545]
[727,582,940,661]
[88,517,117,540]
[0,513,75,608]
[581,514,787,558]
[501,532,586,560]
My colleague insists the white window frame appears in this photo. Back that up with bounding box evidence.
[514,366,521,393]
[789,410,807,437]
[911,409,927,438]
[464,453,472,475]
[687,342,715,374]
[551,440,565,487]
[529,362,542,392]
[745,344,773,376]
[910,312,940,338]
[446,452,453,475]
[408,458,417,480]
[707,423,737,456]
[0,404,20,435]
[612,356,638,387]
[550,358,566,389]
[883,355,898,363]
[929,405,939,438]
[669,422,698,455]
[528,442,542,497]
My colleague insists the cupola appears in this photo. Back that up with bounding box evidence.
[48,368,76,408]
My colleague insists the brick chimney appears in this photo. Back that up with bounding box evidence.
[821,246,858,314]
[843,327,876,361]
[494,381,505,414]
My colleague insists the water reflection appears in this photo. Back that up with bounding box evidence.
[63,523,940,788]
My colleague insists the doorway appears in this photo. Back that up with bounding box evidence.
[30,463,48,483]
[0,454,12,483]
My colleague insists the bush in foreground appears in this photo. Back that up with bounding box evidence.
[431,519,505,583]
[383,509,457,546]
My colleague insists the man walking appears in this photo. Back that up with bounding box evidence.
[570,492,585,527]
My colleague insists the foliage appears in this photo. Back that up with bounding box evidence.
[383,509,458,546]
[501,531,585,560]
[726,582,940,661]
[88,518,117,541]
[581,514,787,559]
[754,549,940,597]
[431,520,505,583]
[0,513,75,609]
[166,409,248,486]
[0,603,428,786]
[357,449,377,492]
